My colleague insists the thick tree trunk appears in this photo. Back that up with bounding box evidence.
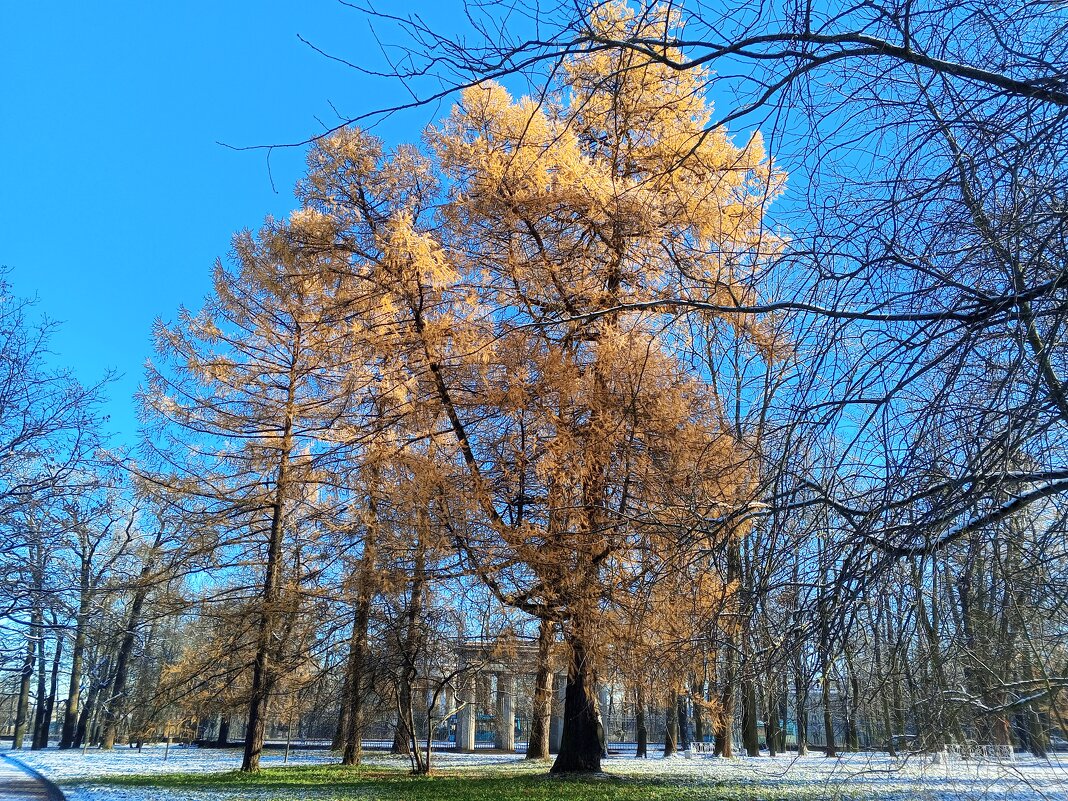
[549,628,601,774]
[526,619,553,759]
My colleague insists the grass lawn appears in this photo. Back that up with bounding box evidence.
[84,761,858,800]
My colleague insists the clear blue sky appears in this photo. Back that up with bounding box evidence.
[0,1,449,445]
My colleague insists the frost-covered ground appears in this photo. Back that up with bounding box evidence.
[10,744,1068,801]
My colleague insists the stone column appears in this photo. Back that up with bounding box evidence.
[457,673,477,752]
[495,672,516,751]
[548,672,566,753]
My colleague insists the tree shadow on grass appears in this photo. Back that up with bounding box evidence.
[79,764,841,801]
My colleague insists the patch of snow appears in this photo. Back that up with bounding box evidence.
[10,745,1068,801]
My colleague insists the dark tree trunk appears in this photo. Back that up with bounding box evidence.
[794,662,808,755]
[766,679,779,757]
[821,668,836,758]
[217,714,231,746]
[332,673,351,751]
[741,677,760,756]
[549,628,601,774]
[31,630,48,750]
[526,619,553,759]
[693,689,704,746]
[12,630,35,749]
[677,692,690,752]
[663,694,679,756]
[33,634,63,749]
[634,684,648,758]
[59,596,90,748]
[392,530,426,760]
[341,481,380,767]
[74,654,107,748]
[393,534,425,760]
[101,534,160,750]
[241,366,298,774]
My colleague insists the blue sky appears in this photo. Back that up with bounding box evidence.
[1,1,450,445]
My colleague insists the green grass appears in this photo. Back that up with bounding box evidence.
[80,761,861,801]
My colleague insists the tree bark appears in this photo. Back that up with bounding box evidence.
[11,629,35,749]
[677,691,690,752]
[101,533,161,750]
[217,714,231,746]
[821,666,837,758]
[794,657,808,755]
[741,676,760,756]
[634,684,648,758]
[341,474,381,766]
[766,678,779,757]
[33,633,63,750]
[663,694,678,757]
[60,555,91,749]
[549,627,601,774]
[526,619,553,759]
[391,539,426,757]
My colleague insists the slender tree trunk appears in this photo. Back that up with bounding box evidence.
[30,632,49,750]
[12,630,35,749]
[74,656,107,749]
[663,693,679,757]
[392,540,426,757]
[794,658,809,755]
[715,649,737,757]
[549,625,602,774]
[341,475,381,766]
[634,684,648,758]
[844,646,860,751]
[240,338,303,774]
[101,534,160,750]
[60,590,90,748]
[217,715,231,746]
[741,676,760,756]
[821,665,836,758]
[526,619,553,759]
[677,691,690,752]
[692,671,705,746]
[34,635,63,750]
[766,677,779,757]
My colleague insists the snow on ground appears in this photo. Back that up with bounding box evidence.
[9,744,1068,801]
